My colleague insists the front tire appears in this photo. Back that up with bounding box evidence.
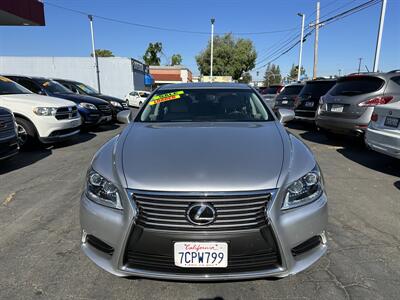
[15,117,37,149]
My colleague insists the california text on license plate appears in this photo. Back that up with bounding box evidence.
[174,242,228,268]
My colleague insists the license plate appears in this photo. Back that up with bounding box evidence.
[305,101,314,107]
[384,116,400,128]
[174,242,228,268]
[331,104,344,112]
[282,100,288,104]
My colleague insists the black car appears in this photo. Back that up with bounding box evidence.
[274,83,305,110]
[3,76,112,126]
[294,79,336,122]
[53,79,129,120]
[0,107,19,160]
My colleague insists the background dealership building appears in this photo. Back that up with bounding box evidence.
[0,56,153,99]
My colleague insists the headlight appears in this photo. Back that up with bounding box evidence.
[86,169,123,210]
[79,102,98,110]
[110,100,122,107]
[282,166,323,210]
[33,107,58,116]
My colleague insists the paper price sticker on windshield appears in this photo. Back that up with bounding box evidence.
[149,91,184,106]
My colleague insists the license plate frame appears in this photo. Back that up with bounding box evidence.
[305,101,314,107]
[384,116,400,128]
[331,104,344,112]
[174,242,228,268]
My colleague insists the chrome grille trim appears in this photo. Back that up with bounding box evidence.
[0,114,16,139]
[128,190,275,231]
[55,106,79,120]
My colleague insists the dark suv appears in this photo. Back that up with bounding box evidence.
[316,71,400,136]
[0,107,19,160]
[294,79,336,122]
[4,76,113,126]
[274,83,305,110]
[53,79,129,120]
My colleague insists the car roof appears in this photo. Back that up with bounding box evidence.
[157,82,252,90]
[2,75,51,81]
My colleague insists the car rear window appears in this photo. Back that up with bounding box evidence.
[299,81,336,98]
[138,89,272,122]
[329,76,385,96]
[391,76,400,86]
[261,86,281,95]
[280,85,304,96]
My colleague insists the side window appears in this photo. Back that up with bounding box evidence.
[391,76,400,86]
[67,84,79,93]
[18,79,42,94]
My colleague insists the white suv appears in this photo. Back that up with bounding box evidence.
[0,76,82,148]
[125,90,150,107]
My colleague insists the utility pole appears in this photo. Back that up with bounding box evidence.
[297,13,305,82]
[358,58,363,74]
[88,15,101,93]
[210,18,215,82]
[312,2,320,79]
[338,69,342,77]
[373,0,387,72]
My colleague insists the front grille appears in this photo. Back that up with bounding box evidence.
[125,248,280,273]
[97,104,112,115]
[132,191,272,231]
[55,106,79,120]
[0,114,16,140]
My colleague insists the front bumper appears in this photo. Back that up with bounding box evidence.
[80,190,328,281]
[34,116,82,139]
[0,135,19,160]
[365,127,400,159]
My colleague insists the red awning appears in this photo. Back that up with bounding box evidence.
[0,0,45,26]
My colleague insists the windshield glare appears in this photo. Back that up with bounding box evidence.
[139,89,271,122]
[39,80,72,94]
[280,85,304,96]
[0,77,32,95]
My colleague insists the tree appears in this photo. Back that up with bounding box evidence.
[196,33,257,80]
[170,54,183,66]
[238,72,252,83]
[143,42,163,66]
[263,64,282,86]
[91,49,114,57]
[288,63,306,80]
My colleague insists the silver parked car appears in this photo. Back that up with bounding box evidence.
[316,71,400,136]
[80,83,328,281]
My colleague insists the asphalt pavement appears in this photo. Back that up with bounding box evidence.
[0,117,399,300]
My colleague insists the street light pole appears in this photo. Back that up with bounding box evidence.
[297,13,305,82]
[210,18,215,82]
[358,57,363,74]
[373,0,387,72]
[312,2,320,79]
[88,15,101,93]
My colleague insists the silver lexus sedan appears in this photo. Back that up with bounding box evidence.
[80,83,328,281]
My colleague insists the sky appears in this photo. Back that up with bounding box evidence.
[0,0,399,80]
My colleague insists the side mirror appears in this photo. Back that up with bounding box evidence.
[277,108,295,124]
[117,110,132,124]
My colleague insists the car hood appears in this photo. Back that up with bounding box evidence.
[0,93,76,107]
[50,93,109,105]
[121,121,285,192]
[91,94,125,103]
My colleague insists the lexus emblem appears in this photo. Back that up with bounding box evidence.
[389,111,392,116]
[186,203,216,226]
[0,121,6,129]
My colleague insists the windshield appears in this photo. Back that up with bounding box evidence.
[299,81,336,98]
[280,85,304,96]
[38,79,72,94]
[0,77,32,95]
[139,89,272,122]
[329,76,384,96]
[77,83,98,95]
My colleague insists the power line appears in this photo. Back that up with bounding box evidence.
[43,1,296,36]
